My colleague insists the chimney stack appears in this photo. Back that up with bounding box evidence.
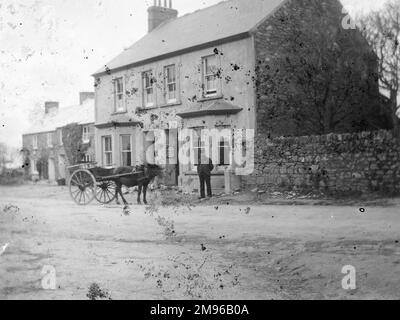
[148,0,178,33]
[79,92,95,105]
[44,101,59,114]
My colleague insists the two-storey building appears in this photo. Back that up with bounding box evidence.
[93,0,384,193]
[22,93,96,182]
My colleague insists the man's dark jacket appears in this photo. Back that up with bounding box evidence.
[197,158,214,176]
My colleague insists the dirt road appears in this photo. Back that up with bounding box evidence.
[0,184,399,300]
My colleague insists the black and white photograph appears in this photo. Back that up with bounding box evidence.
[0,0,400,304]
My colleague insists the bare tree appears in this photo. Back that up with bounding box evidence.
[359,1,400,134]
[0,142,15,172]
[0,142,8,171]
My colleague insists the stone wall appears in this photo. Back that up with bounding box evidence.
[242,130,400,195]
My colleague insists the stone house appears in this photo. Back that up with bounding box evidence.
[92,0,384,193]
[22,93,96,182]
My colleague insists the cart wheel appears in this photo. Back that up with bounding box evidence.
[69,169,96,205]
[95,180,117,204]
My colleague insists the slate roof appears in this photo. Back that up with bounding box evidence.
[24,99,95,135]
[94,0,286,75]
[176,99,243,118]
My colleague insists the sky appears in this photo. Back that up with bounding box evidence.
[0,0,390,148]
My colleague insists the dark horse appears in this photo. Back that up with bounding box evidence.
[90,164,163,205]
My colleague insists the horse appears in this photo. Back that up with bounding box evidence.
[91,164,163,206]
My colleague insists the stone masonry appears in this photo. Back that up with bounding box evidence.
[242,130,400,196]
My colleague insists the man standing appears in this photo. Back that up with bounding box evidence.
[197,154,214,199]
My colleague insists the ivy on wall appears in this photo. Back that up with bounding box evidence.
[62,123,89,165]
[20,145,49,179]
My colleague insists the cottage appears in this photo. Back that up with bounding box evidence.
[93,0,383,193]
[22,92,96,182]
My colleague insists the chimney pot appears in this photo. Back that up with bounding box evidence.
[44,101,59,114]
[148,2,178,32]
[79,92,95,105]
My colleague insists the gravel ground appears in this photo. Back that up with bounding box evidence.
[0,184,399,300]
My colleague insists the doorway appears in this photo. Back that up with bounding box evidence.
[164,129,179,186]
[48,158,56,182]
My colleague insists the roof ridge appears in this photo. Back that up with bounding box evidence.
[178,0,230,19]
[134,0,232,40]
[24,99,95,135]
[58,98,94,110]
[95,0,286,75]
[125,0,231,49]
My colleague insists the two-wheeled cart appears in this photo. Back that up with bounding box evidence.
[67,163,143,206]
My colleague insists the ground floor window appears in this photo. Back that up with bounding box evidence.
[82,153,92,163]
[82,126,90,143]
[120,135,132,166]
[191,128,205,170]
[102,136,113,166]
[58,155,67,179]
[219,137,231,166]
[189,128,232,170]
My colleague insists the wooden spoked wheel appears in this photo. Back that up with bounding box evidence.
[95,180,117,204]
[68,169,96,206]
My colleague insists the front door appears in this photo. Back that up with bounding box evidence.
[48,158,56,182]
[164,129,179,186]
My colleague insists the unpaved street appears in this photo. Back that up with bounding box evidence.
[1,184,399,300]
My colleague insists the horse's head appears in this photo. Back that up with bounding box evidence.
[144,164,164,180]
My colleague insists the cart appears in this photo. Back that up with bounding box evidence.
[67,162,144,206]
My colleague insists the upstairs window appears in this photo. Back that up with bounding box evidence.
[143,71,154,108]
[82,126,90,143]
[202,55,218,97]
[113,77,125,112]
[33,135,38,150]
[31,159,38,174]
[164,65,177,103]
[102,136,113,167]
[59,130,63,145]
[47,133,53,148]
